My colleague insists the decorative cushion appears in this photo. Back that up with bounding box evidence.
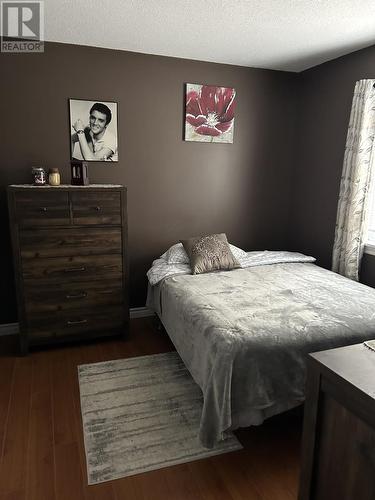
[161,242,247,265]
[180,233,240,275]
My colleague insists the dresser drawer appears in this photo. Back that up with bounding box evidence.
[15,191,70,226]
[27,305,125,341]
[20,227,122,258]
[24,279,124,313]
[72,191,121,225]
[22,254,122,283]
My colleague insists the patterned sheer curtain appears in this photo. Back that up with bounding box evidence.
[332,79,375,280]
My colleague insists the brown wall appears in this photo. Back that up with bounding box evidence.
[0,42,299,322]
[288,44,375,285]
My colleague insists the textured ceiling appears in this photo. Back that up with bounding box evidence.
[45,0,375,72]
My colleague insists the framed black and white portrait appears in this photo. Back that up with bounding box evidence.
[69,99,118,162]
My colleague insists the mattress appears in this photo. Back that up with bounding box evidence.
[146,262,375,447]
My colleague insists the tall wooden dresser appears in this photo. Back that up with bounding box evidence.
[7,184,128,354]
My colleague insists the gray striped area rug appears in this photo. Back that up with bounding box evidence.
[78,351,242,484]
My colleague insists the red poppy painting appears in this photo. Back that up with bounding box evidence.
[185,84,236,143]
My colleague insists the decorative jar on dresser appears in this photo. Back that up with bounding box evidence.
[7,184,128,354]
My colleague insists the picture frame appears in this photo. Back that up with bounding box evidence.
[184,83,236,144]
[69,98,119,162]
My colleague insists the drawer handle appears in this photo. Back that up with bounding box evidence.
[65,292,87,299]
[63,267,86,273]
[67,319,88,326]
[94,206,101,211]
[98,289,115,295]
[40,207,48,212]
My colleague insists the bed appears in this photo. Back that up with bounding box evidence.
[146,249,375,448]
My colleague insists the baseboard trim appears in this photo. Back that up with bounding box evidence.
[0,323,19,337]
[0,307,154,337]
[130,307,154,319]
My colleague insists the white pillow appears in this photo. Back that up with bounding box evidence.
[160,242,247,265]
[229,244,248,261]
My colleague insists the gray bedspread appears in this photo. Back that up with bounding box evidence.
[147,262,375,447]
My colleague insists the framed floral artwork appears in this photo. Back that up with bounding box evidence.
[184,84,236,143]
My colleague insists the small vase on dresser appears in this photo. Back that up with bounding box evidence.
[7,184,129,354]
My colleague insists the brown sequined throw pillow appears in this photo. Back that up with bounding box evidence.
[180,233,240,275]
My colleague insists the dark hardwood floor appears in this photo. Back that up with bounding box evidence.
[0,317,302,500]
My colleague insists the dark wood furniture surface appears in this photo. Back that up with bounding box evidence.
[7,184,128,354]
[299,342,375,500]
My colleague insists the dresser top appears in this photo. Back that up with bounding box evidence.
[311,343,375,400]
[9,184,123,189]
